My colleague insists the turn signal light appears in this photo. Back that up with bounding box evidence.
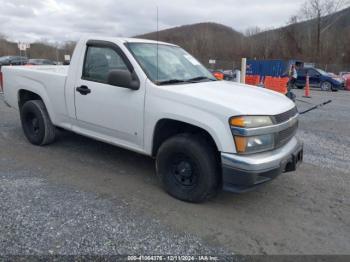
[234,136,247,153]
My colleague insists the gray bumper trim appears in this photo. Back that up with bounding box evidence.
[221,137,303,172]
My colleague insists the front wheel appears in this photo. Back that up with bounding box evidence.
[20,100,56,145]
[320,81,332,91]
[156,134,220,203]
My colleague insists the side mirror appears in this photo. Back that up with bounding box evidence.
[107,70,140,90]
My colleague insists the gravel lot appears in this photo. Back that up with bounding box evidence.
[0,88,349,255]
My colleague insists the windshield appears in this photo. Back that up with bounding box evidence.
[316,69,328,75]
[127,43,216,85]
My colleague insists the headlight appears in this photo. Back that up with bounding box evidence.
[229,116,275,154]
[234,134,274,154]
[230,116,273,128]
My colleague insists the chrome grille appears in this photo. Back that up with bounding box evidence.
[275,121,298,148]
[274,107,298,124]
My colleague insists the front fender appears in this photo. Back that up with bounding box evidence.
[144,98,236,155]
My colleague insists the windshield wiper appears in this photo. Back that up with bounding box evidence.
[157,79,187,85]
[187,76,216,82]
[157,76,215,85]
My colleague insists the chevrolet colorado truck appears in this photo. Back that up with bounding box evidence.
[2,37,303,202]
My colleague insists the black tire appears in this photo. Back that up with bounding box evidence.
[156,133,220,203]
[20,100,56,146]
[320,81,333,92]
[331,85,339,92]
[297,85,304,89]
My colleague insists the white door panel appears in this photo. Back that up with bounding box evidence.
[74,43,145,150]
[75,81,144,146]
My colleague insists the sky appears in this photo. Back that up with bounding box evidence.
[0,0,307,43]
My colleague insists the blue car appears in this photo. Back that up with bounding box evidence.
[295,68,344,91]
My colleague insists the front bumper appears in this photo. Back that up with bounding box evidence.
[221,137,303,193]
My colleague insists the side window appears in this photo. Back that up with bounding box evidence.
[10,57,18,63]
[83,46,128,83]
[308,69,318,77]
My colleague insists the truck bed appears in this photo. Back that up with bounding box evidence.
[3,65,70,125]
[14,65,69,76]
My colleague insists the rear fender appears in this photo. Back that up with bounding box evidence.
[17,79,56,124]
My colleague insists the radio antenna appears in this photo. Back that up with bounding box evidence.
[156,6,159,82]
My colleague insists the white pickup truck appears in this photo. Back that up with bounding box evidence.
[2,37,303,202]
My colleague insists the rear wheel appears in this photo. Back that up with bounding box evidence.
[156,134,220,203]
[20,100,56,145]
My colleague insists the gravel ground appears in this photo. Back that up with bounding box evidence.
[295,89,350,173]
[0,164,229,255]
[0,89,349,255]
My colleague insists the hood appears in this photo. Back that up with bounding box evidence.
[331,76,344,83]
[160,81,296,116]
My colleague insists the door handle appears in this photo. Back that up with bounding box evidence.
[76,85,91,95]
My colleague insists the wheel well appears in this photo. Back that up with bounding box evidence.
[152,119,219,157]
[18,89,42,108]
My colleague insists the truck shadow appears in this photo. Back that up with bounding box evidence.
[52,129,286,206]
[7,120,300,210]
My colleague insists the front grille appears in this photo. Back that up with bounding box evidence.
[274,107,298,124]
[275,121,298,148]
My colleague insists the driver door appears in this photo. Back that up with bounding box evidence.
[307,69,321,88]
[74,42,145,151]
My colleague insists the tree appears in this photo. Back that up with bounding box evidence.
[300,0,349,60]
[287,16,299,25]
[245,26,262,37]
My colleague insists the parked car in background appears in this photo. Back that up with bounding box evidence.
[222,70,235,81]
[328,72,344,85]
[209,69,233,80]
[342,73,350,91]
[339,72,350,79]
[27,59,56,65]
[0,56,28,67]
[295,67,343,91]
[208,69,224,80]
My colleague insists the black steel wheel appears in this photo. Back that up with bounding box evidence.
[20,100,56,145]
[171,153,199,189]
[156,133,219,203]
